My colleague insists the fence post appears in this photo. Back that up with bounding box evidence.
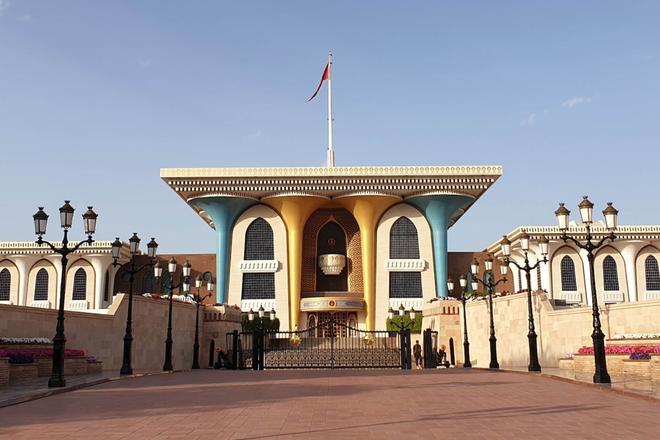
[259,331,266,370]
[252,330,259,370]
[406,330,412,369]
[231,330,239,370]
[400,329,412,369]
[423,329,432,368]
[449,337,456,366]
[399,330,406,369]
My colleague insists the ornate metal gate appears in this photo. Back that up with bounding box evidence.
[227,317,406,369]
[265,317,402,368]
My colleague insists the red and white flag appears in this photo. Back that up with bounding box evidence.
[307,63,330,102]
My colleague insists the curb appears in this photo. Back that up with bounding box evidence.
[483,367,660,404]
[0,369,187,409]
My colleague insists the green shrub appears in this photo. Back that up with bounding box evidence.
[386,312,423,333]
[241,314,280,332]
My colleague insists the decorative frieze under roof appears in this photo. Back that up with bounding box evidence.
[0,241,132,258]
[486,224,660,255]
[161,165,502,229]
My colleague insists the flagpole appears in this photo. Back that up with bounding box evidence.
[326,51,335,167]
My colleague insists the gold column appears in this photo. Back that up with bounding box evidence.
[336,195,399,331]
[264,195,327,330]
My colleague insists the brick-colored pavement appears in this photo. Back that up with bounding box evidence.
[0,369,658,439]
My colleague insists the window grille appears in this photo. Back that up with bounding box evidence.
[389,272,422,298]
[484,271,493,288]
[142,270,155,294]
[560,256,577,291]
[241,272,275,299]
[645,256,660,291]
[0,269,10,301]
[536,267,542,291]
[244,218,274,260]
[160,271,172,294]
[389,217,420,259]
[517,269,522,292]
[467,271,476,292]
[602,255,619,291]
[34,268,49,301]
[72,268,87,301]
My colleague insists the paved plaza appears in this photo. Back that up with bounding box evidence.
[1,369,659,439]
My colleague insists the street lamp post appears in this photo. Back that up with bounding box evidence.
[157,258,192,371]
[448,275,472,368]
[470,256,509,369]
[33,201,98,387]
[500,231,548,372]
[190,274,215,370]
[555,196,618,384]
[111,234,159,376]
[387,305,417,370]
[248,306,276,371]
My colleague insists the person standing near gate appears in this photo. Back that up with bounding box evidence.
[413,340,422,368]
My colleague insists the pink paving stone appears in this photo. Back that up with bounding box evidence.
[0,368,659,439]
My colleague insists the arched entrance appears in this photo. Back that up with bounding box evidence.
[316,221,348,292]
[301,208,363,295]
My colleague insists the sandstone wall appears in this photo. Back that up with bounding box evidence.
[0,295,241,372]
[462,293,660,368]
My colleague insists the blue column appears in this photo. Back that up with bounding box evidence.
[190,197,256,304]
[407,195,473,297]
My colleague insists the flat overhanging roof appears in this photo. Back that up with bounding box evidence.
[161,165,502,229]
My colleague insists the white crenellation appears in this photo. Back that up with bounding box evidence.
[238,260,279,273]
[384,259,427,272]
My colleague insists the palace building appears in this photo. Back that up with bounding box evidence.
[160,165,502,331]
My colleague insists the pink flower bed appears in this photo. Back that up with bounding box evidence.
[577,345,660,355]
[0,348,85,359]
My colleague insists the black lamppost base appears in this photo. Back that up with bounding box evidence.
[463,342,472,368]
[527,333,542,372]
[592,332,611,384]
[163,340,173,371]
[489,336,499,369]
[593,372,611,384]
[48,377,66,388]
[120,366,133,376]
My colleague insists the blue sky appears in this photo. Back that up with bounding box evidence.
[1,1,659,253]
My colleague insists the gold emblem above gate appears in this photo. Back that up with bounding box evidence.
[300,297,365,311]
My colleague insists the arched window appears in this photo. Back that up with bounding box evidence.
[645,256,660,291]
[160,271,172,294]
[34,268,49,301]
[142,270,155,294]
[242,218,275,300]
[390,217,419,259]
[0,268,10,301]
[560,256,577,291]
[72,268,87,301]
[602,255,619,291]
[466,271,475,292]
[244,218,274,260]
[389,217,422,298]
